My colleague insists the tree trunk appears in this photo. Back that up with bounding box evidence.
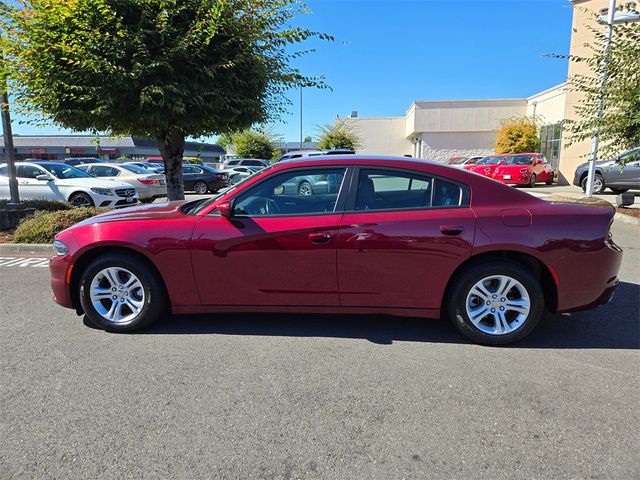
[155,129,186,201]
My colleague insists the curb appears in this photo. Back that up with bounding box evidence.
[0,243,52,254]
[614,212,640,226]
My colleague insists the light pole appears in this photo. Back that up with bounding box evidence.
[299,86,303,149]
[584,0,640,196]
[1,67,20,205]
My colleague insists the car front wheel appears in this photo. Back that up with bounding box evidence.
[447,261,544,345]
[581,173,605,194]
[528,174,536,188]
[69,192,95,208]
[79,253,166,332]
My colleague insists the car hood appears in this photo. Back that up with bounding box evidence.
[74,200,189,227]
[56,177,132,189]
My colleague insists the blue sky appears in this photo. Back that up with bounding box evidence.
[11,0,573,143]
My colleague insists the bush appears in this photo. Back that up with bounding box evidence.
[14,208,106,243]
[317,118,362,151]
[496,117,540,154]
[0,199,71,212]
[183,156,203,165]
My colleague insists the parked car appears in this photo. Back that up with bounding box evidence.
[183,164,230,194]
[226,166,262,185]
[0,161,138,208]
[123,162,165,174]
[277,150,325,162]
[64,157,104,166]
[220,158,270,170]
[573,146,640,194]
[463,155,507,178]
[50,156,622,346]
[492,153,555,187]
[77,163,167,203]
[324,149,356,155]
[447,156,483,168]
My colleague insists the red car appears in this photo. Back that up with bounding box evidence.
[463,154,507,178]
[49,156,622,345]
[492,153,555,187]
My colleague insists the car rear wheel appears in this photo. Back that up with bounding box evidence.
[194,181,208,194]
[298,181,313,196]
[79,253,166,332]
[528,174,537,188]
[69,192,95,208]
[447,261,544,345]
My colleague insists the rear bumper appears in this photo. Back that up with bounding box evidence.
[561,279,619,313]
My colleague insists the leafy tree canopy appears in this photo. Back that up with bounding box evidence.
[227,129,277,160]
[316,118,362,151]
[1,0,331,199]
[495,117,540,154]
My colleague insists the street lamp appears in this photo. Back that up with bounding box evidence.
[585,0,640,196]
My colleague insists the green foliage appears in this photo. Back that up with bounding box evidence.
[316,118,362,151]
[0,199,71,212]
[1,0,331,199]
[14,208,106,243]
[231,130,276,160]
[183,156,203,165]
[549,12,640,160]
[495,117,540,154]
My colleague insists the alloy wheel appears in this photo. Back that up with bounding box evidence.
[71,194,92,208]
[298,182,312,196]
[89,267,145,324]
[465,275,531,335]
[194,182,208,194]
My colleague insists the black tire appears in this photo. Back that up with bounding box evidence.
[545,172,554,185]
[193,181,208,194]
[528,174,537,188]
[610,187,629,194]
[581,173,605,194]
[447,261,544,346]
[69,192,95,208]
[79,253,166,332]
[140,197,155,204]
[298,181,313,196]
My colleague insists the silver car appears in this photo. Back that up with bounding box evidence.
[573,147,640,194]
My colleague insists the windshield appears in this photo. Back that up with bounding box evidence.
[504,155,534,166]
[39,163,92,179]
[476,156,504,166]
[122,164,151,174]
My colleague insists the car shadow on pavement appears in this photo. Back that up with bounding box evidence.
[84,282,639,349]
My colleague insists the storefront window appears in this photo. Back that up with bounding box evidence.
[539,122,563,170]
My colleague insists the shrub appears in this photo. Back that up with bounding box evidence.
[14,208,106,243]
[183,156,203,165]
[0,199,71,212]
[317,118,362,151]
[496,117,540,154]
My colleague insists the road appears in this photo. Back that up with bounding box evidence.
[1,222,638,479]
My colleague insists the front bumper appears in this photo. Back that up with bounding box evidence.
[93,193,139,209]
[50,253,74,309]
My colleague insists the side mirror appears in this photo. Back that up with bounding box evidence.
[536,159,543,165]
[36,174,53,181]
[217,201,232,219]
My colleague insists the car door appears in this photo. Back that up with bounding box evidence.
[182,166,196,190]
[607,149,640,187]
[16,165,61,201]
[337,167,475,310]
[190,166,349,306]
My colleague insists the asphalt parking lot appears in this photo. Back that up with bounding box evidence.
[1,221,638,479]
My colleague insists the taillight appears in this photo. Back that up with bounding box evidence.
[139,178,160,185]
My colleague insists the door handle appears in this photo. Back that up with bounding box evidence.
[19,181,29,185]
[440,225,464,236]
[309,232,331,244]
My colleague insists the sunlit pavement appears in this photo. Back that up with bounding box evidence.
[0,221,638,479]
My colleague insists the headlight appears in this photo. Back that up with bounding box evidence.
[53,240,69,256]
[90,187,114,196]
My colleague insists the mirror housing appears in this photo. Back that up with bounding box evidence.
[217,201,232,218]
[36,174,53,181]
[536,159,543,165]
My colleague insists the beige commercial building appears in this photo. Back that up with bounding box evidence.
[348,0,623,185]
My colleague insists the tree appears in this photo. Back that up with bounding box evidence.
[1,0,330,200]
[316,118,362,151]
[550,12,639,161]
[495,117,540,154]
[230,129,275,160]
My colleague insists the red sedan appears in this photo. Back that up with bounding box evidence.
[492,153,555,187]
[49,156,622,345]
[463,154,507,178]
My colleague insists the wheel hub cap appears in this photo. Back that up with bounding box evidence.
[89,267,145,324]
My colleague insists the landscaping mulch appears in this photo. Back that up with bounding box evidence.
[616,207,640,218]
[0,230,15,244]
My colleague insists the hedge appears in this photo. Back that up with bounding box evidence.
[0,199,71,212]
[14,208,106,243]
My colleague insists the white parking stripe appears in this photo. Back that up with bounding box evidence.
[0,257,50,267]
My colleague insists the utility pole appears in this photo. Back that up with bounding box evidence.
[585,0,616,197]
[299,86,303,149]
[1,65,20,205]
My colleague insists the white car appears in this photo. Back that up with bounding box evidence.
[225,165,263,184]
[77,163,166,203]
[220,158,271,170]
[0,162,138,208]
